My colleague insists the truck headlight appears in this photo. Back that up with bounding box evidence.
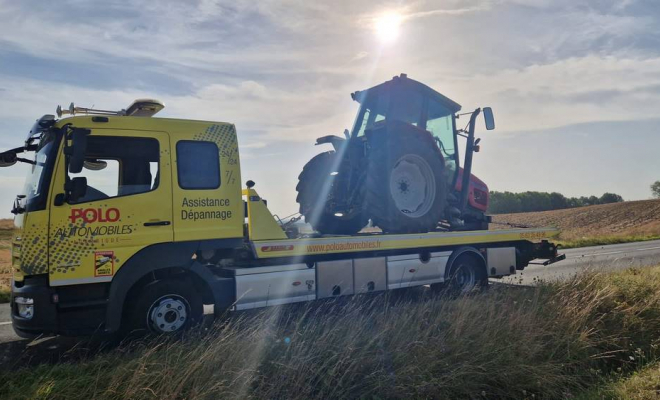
[15,297,34,319]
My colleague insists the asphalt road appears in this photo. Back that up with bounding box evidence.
[1,239,660,368]
[501,239,660,285]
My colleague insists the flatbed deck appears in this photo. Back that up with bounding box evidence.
[251,228,559,259]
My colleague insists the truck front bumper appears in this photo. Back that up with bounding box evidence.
[10,275,58,338]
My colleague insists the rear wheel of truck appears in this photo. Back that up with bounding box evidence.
[123,279,203,336]
[296,151,367,235]
[366,132,447,233]
[445,255,488,294]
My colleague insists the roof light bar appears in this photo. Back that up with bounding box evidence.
[56,99,164,118]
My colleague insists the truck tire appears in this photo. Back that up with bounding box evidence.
[366,132,446,233]
[296,151,367,235]
[446,255,488,294]
[123,279,203,336]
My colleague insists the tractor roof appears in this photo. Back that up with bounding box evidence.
[351,73,462,113]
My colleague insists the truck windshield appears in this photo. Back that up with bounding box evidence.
[22,130,60,212]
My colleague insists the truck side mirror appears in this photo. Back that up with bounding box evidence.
[65,177,87,203]
[483,107,495,131]
[65,128,90,174]
[0,151,17,167]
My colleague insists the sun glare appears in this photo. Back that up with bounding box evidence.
[374,12,403,44]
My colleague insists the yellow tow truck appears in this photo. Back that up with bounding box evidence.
[2,99,563,337]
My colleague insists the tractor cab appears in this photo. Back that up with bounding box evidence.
[349,74,462,187]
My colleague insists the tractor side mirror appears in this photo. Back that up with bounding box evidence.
[0,151,17,167]
[65,177,88,203]
[64,128,90,174]
[483,107,495,131]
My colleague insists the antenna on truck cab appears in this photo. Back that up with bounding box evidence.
[56,99,165,118]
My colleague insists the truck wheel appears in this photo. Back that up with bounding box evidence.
[366,132,446,233]
[123,279,203,336]
[296,151,367,235]
[446,255,488,294]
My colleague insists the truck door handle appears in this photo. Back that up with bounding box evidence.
[143,221,171,227]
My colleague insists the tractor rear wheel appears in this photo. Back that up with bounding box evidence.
[296,151,367,235]
[365,133,446,233]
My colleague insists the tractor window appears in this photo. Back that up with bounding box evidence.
[389,88,423,126]
[176,141,220,189]
[69,136,159,203]
[426,99,457,183]
[352,92,389,137]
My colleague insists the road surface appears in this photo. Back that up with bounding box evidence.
[501,239,660,285]
[1,239,660,367]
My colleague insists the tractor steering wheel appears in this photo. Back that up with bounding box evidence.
[434,137,453,158]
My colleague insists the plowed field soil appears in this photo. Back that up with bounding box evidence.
[491,199,660,242]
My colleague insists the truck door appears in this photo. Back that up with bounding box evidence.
[48,129,173,286]
[171,127,243,242]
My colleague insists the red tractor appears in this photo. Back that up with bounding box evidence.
[296,74,494,235]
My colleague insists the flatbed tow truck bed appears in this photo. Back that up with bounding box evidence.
[251,228,557,259]
[224,190,563,311]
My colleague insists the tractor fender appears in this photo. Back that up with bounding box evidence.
[315,135,346,152]
[366,120,443,159]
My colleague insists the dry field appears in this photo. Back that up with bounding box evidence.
[491,199,660,245]
[0,218,12,295]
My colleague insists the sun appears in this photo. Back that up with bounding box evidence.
[374,12,403,43]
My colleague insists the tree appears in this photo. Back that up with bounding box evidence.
[652,181,660,199]
[549,192,568,210]
[488,190,626,214]
[600,192,624,204]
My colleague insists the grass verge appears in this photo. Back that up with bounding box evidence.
[0,261,11,304]
[2,267,660,399]
[555,234,660,249]
[578,362,660,399]
[0,286,9,303]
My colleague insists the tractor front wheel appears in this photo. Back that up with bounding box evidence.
[296,151,367,235]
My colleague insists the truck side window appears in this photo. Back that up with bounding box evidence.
[69,136,159,203]
[176,141,220,190]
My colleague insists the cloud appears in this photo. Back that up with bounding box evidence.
[1,0,660,218]
[408,5,491,18]
[351,51,369,62]
[447,55,660,133]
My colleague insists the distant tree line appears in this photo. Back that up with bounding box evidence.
[488,191,624,214]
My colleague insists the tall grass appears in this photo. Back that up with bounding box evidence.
[3,267,660,399]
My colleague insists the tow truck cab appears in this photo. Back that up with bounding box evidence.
[8,102,244,336]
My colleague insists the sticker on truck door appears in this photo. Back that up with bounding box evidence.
[94,251,114,277]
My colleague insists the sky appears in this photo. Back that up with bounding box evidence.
[0,0,659,218]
